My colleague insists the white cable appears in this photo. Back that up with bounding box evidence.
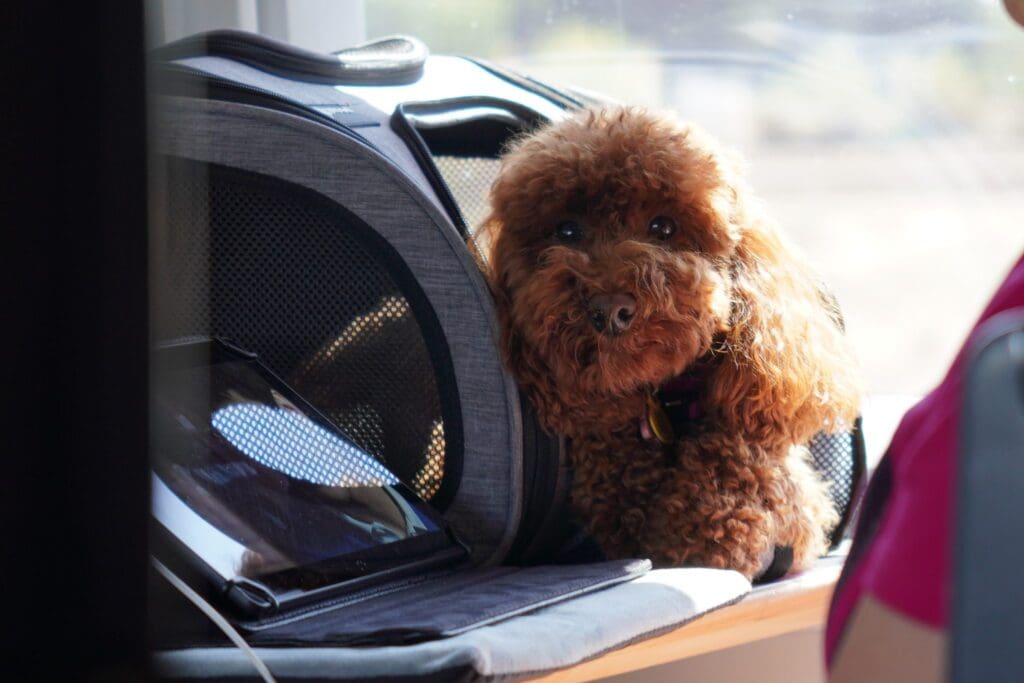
[152,558,277,683]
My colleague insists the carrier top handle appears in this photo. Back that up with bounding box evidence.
[151,30,429,85]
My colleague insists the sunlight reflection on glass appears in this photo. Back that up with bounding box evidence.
[212,403,398,487]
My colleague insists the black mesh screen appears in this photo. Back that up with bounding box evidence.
[808,422,865,547]
[432,155,501,233]
[153,158,460,506]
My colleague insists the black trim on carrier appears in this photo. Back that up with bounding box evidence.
[830,416,867,548]
[464,57,584,111]
[165,159,464,513]
[151,30,428,85]
[391,97,549,239]
[504,396,572,565]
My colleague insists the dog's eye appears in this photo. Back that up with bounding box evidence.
[555,220,584,243]
[648,216,677,241]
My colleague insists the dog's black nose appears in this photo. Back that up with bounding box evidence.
[588,293,637,334]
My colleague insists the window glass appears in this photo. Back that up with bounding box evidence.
[368,0,1024,398]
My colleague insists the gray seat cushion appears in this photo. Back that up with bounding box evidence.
[153,567,750,681]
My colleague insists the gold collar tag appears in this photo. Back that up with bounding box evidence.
[645,392,675,445]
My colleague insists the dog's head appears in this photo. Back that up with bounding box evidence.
[483,107,859,442]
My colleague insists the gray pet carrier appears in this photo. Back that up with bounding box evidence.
[150,31,584,570]
[148,30,863,680]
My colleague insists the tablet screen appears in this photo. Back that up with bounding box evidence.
[151,340,459,595]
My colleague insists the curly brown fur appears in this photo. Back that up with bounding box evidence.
[482,107,861,579]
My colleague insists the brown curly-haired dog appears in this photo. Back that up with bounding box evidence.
[482,107,861,579]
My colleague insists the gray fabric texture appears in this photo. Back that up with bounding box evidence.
[152,567,751,680]
[154,96,521,566]
[242,560,652,644]
[174,55,445,210]
[170,55,566,217]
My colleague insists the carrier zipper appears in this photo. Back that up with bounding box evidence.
[505,395,569,563]
[465,57,583,110]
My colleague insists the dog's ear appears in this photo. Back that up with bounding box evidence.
[479,217,515,355]
[478,214,555,431]
[478,214,535,391]
[707,213,861,447]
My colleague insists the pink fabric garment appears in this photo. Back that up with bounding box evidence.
[825,252,1024,667]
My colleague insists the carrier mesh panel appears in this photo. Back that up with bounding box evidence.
[154,159,450,502]
[433,155,501,234]
[809,428,861,544]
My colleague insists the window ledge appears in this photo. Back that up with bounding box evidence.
[529,554,845,682]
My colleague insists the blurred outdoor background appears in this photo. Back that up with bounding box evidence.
[156,0,1024,404]
[364,0,1024,402]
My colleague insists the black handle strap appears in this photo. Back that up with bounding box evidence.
[151,30,428,85]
